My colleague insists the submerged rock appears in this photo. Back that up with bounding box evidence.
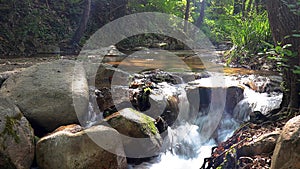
[271,115,300,169]
[36,124,127,169]
[105,108,163,158]
[0,60,89,132]
[0,97,35,169]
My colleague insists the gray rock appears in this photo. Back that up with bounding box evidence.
[105,108,163,158]
[271,115,300,169]
[0,60,89,132]
[36,124,127,169]
[0,97,35,169]
[96,86,131,112]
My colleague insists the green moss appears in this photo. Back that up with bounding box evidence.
[1,114,22,144]
[129,108,159,135]
[143,116,159,135]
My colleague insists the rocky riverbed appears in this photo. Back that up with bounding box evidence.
[0,52,298,169]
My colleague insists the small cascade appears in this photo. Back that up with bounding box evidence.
[129,73,283,169]
[84,86,103,127]
[83,66,283,169]
[131,79,240,169]
[233,86,282,121]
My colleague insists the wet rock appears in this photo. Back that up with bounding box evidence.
[0,97,35,169]
[249,111,269,124]
[0,70,21,88]
[36,124,127,169]
[96,69,180,129]
[105,108,163,158]
[242,75,282,93]
[195,71,211,79]
[271,115,300,169]
[0,60,89,132]
[138,69,179,84]
[0,73,10,87]
[96,86,131,112]
[238,131,280,157]
[186,84,244,115]
[155,116,168,134]
[160,96,179,126]
[171,72,196,83]
[130,87,152,112]
[90,63,131,112]
[233,87,282,121]
[131,86,179,128]
[225,86,244,114]
[94,63,130,88]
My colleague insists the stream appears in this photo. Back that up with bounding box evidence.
[82,49,282,169]
[128,76,281,169]
[86,72,282,169]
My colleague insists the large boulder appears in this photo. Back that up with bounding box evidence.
[0,60,89,132]
[271,115,300,169]
[105,108,163,158]
[36,124,127,169]
[0,97,35,169]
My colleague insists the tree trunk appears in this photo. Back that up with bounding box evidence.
[254,0,260,13]
[233,0,242,15]
[241,0,246,17]
[195,0,206,28]
[70,0,91,48]
[265,0,300,112]
[184,0,191,32]
[246,0,254,14]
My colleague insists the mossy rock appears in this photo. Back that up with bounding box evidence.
[0,97,35,169]
[104,108,163,158]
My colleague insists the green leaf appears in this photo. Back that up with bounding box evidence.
[275,46,282,53]
[282,44,292,49]
[292,34,300,38]
[293,69,300,74]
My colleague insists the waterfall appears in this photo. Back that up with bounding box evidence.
[130,74,282,169]
[233,86,282,121]
[84,86,103,127]
[131,81,240,169]
[83,68,283,169]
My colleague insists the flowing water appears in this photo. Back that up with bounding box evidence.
[126,75,282,169]
[85,70,282,169]
[83,50,283,169]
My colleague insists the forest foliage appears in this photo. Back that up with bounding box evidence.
[0,0,298,71]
